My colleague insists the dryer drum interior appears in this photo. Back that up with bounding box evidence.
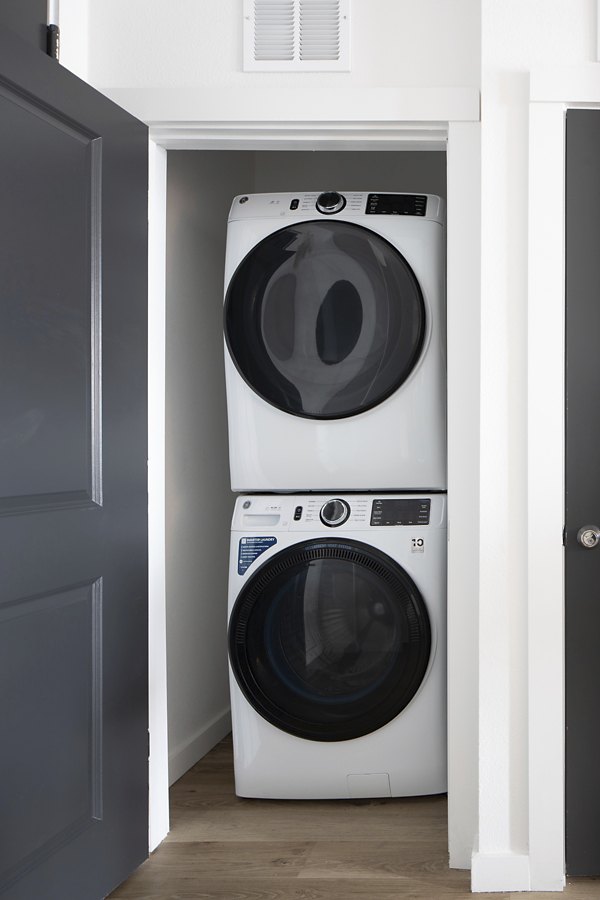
[228,538,432,742]
[224,220,426,420]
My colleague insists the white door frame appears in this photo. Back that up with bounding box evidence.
[144,109,483,875]
[525,65,600,892]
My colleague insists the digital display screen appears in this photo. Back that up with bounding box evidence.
[366,194,427,216]
[370,499,431,526]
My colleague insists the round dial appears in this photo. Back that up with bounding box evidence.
[320,498,351,527]
[316,191,346,215]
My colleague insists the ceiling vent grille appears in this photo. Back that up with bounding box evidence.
[244,0,350,71]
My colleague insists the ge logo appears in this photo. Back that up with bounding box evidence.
[411,537,425,553]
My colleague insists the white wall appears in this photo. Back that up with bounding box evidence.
[57,0,89,82]
[81,0,479,91]
[165,151,254,783]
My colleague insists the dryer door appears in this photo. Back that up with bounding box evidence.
[224,221,426,419]
[228,538,432,741]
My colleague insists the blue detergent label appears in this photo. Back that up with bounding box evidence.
[238,536,277,575]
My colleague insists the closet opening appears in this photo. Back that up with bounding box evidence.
[162,148,449,872]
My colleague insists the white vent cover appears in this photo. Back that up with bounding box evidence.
[243,0,350,71]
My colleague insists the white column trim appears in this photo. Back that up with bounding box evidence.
[446,120,481,871]
[527,100,567,892]
[472,852,530,893]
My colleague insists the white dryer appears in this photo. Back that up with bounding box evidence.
[227,492,447,799]
[223,191,446,492]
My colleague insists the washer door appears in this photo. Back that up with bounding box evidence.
[228,538,432,742]
[224,221,426,419]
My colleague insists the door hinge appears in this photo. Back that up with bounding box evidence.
[148,730,151,760]
[46,24,60,60]
[563,525,567,547]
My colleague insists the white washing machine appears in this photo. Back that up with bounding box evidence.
[227,492,447,799]
[223,190,446,492]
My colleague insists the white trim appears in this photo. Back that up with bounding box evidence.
[145,113,481,873]
[446,120,481,871]
[148,123,448,152]
[47,0,59,26]
[169,709,232,786]
[148,139,170,851]
[472,852,530,893]
[101,86,480,127]
[527,100,566,893]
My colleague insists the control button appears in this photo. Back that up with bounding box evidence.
[316,191,346,215]
[293,506,303,521]
[242,499,251,509]
[290,198,300,210]
[320,498,351,527]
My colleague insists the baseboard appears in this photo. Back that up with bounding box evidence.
[168,707,232,785]
[471,852,530,893]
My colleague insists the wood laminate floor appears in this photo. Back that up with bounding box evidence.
[109,735,600,899]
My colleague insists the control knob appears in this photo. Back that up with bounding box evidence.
[320,498,351,527]
[316,191,346,215]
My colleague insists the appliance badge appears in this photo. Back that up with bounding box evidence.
[238,536,277,574]
[411,537,425,553]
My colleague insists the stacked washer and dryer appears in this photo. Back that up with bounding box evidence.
[222,190,447,799]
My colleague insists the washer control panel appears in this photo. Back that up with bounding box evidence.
[319,498,351,527]
[302,496,369,527]
[370,498,431,526]
[233,495,441,531]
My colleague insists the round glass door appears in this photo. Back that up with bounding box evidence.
[228,538,432,742]
[224,221,426,419]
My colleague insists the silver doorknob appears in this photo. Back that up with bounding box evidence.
[577,526,600,548]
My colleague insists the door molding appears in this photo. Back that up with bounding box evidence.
[147,139,169,851]
[526,68,600,891]
[142,111,482,876]
[105,88,481,863]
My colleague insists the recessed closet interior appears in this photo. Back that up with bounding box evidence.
[165,148,447,785]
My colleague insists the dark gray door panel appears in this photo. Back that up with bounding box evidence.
[565,108,600,876]
[1,0,47,51]
[0,27,148,900]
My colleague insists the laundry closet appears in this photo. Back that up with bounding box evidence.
[164,148,447,787]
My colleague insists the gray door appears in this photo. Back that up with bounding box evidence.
[0,25,148,900]
[565,108,600,875]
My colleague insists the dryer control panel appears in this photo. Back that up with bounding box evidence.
[227,191,445,225]
[366,193,427,217]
